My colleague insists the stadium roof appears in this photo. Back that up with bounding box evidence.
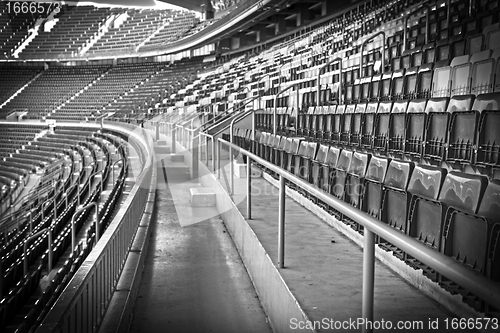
[51,0,211,11]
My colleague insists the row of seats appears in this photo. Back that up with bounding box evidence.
[233,130,500,316]
[262,92,500,169]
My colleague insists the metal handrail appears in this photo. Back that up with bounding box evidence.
[360,31,386,77]
[403,5,430,52]
[217,138,500,331]
[317,57,343,106]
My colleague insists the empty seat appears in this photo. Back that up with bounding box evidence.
[361,155,390,220]
[471,49,499,95]
[388,100,409,155]
[343,152,370,233]
[474,92,500,168]
[404,99,428,159]
[405,165,447,280]
[313,146,341,210]
[327,149,352,218]
[445,94,477,164]
[423,97,451,162]
[372,101,393,153]
[439,173,491,310]
[360,102,379,150]
[379,160,414,258]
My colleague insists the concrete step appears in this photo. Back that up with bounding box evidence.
[154,145,171,154]
[169,154,184,162]
[189,187,216,207]
[163,160,190,182]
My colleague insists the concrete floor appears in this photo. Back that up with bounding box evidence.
[128,157,272,333]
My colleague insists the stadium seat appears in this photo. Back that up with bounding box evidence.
[343,152,370,233]
[361,155,390,221]
[474,92,500,168]
[379,160,414,258]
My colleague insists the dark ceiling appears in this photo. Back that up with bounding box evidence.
[54,0,211,11]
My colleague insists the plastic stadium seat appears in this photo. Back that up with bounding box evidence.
[274,136,289,167]
[340,104,356,145]
[291,141,310,184]
[439,173,492,311]
[350,103,366,147]
[310,144,329,187]
[405,165,447,279]
[331,104,344,144]
[474,92,500,168]
[328,149,352,218]
[313,146,341,212]
[361,155,390,221]
[471,49,499,95]
[343,152,370,233]
[360,102,379,150]
[379,160,414,258]
[445,94,478,164]
[284,138,302,174]
[404,99,428,159]
[372,101,393,153]
[423,97,452,162]
[388,100,409,155]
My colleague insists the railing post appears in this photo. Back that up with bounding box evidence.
[212,137,216,173]
[171,128,176,154]
[247,157,252,220]
[217,138,221,179]
[192,135,199,180]
[48,229,52,274]
[278,175,285,268]
[362,228,375,333]
[229,145,234,196]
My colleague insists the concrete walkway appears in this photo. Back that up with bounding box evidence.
[128,155,272,333]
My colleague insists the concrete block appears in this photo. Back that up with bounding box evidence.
[234,161,247,178]
[170,154,184,162]
[154,145,171,154]
[190,188,216,207]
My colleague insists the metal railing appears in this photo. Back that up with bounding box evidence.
[216,137,500,333]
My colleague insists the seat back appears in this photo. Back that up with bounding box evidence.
[439,171,488,213]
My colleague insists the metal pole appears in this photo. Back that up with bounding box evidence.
[278,175,285,268]
[217,138,221,179]
[230,144,234,196]
[212,136,216,172]
[247,157,252,220]
[362,229,376,333]
[172,128,176,154]
[48,229,52,274]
